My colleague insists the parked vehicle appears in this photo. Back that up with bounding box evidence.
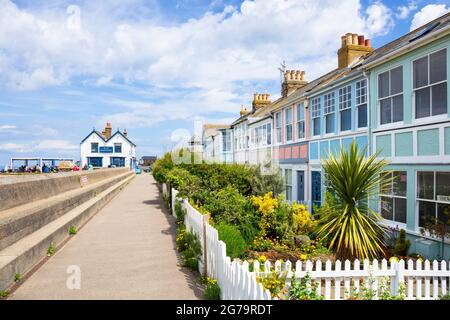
[135,167,142,174]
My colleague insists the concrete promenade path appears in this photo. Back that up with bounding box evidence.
[10,174,202,300]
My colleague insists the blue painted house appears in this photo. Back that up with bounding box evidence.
[364,15,450,260]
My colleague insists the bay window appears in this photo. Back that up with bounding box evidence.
[267,123,272,145]
[378,66,403,125]
[413,49,447,119]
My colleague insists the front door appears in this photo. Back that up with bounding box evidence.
[311,171,322,211]
[297,170,305,202]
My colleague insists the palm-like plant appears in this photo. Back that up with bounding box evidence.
[316,141,391,260]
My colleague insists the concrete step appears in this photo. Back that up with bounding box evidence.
[0,171,134,251]
[0,173,135,291]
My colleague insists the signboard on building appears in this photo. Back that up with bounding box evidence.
[99,146,113,153]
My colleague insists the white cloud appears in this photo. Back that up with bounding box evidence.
[0,139,76,153]
[365,1,394,36]
[0,0,397,127]
[34,139,78,151]
[0,125,17,130]
[396,1,417,20]
[410,4,449,31]
[0,143,26,152]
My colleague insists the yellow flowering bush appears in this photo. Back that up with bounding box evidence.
[252,192,278,237]
[292,202,317,235]
[256,272,287,298]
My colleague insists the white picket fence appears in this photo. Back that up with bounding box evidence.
[172,188,450,300]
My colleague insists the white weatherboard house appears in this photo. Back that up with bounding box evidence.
[80,122,137,169]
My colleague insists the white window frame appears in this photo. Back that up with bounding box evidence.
[415,171,450,230]
[285,107,293,142]
[311,97,321,137]
[275,112,282,145]
[285,168,293,202]
[324,92,336,135]
[339,85,352,132]
[356,79,368,129]
[379,171,408,226]
[412,48,448,123]
[377,65,404,127]
[296,103,306,141]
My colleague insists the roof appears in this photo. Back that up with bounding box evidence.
[80,129,136,147]
[362,11,450,67]
[203,123,230,139]
[141,156,157,160]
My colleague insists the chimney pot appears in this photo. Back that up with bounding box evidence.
[341,35,346,47]
[365,39,371,47]
[358,35,365,45]
[352,34,358,45]
[346,33,353,45]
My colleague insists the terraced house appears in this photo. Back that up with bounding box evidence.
[201,13,450,260]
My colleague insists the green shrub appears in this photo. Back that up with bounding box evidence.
[287,273,324,300]
[250,163,285,196]
[182,231,202,271]
[68,226,77,235]
[217,223,247,259]
[203,277,221,300]
[166,167,202,200]
[393,229,411,257]
[47,242,56,256]
[203,186,260,244]
[152,152,174,183]
[174,200,186,224]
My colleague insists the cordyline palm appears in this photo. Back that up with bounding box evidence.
[316,141,391,261]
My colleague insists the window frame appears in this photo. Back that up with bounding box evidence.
[416,171,450,230]
[296,103,306,141]
[91,142,99,153]
[412,48,448,122]
[285,168,293,202]
[285,107,293,142]
[338,85,352,132]
[323,92,336,135]
[356,79,368,129]
[114,143,122,153]
[275,112,282,144]
[379,171,408,225]
[377,65,404,127]
[311,97,321,137]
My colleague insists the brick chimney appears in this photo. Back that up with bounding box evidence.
[102,122,112,139]
[337,33,373,69]
[282,70,307,97]
[252,93,271,112]
[240,106,249,116]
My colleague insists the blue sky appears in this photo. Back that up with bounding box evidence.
[0,0,450,166]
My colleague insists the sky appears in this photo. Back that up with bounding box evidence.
[1,0,450,166]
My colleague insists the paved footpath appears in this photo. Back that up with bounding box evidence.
[10,174,202,300]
